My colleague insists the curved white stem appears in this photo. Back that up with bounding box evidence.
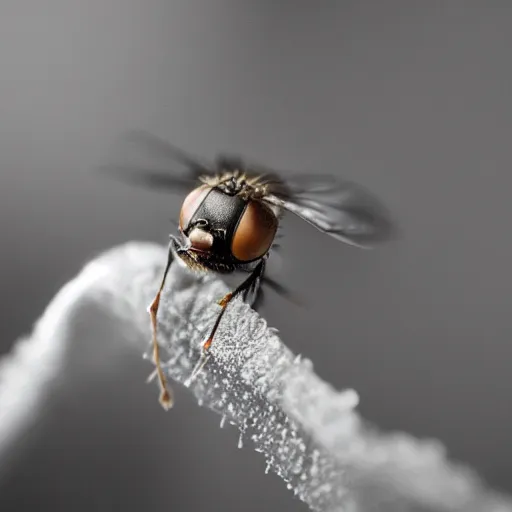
[0,242,509,512]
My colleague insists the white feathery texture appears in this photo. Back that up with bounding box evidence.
[0,241,510,512]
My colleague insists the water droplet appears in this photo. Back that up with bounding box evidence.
[220,415,226,428]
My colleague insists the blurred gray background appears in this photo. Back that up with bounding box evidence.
[0,1,511,510]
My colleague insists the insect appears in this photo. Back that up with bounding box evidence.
[103,130,395,409]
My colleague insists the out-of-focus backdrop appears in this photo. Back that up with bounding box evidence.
[0,1,511,510]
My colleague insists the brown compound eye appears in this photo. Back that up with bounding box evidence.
[231,200,278,262]
[179,185,211,231]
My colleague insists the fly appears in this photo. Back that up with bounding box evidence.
[102,130,396,409]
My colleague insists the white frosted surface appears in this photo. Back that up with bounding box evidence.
[0,242,510,512]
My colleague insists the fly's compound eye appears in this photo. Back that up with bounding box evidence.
[231,201,278,262]
[179,185,211,231]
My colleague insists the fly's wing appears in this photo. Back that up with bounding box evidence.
[263,173,396,248]
[122,130,211,172]
[99,163,205,193]
[99,130,213,194]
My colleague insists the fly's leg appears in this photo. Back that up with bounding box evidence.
[187,258,266,384]
[147,236,187,410]
[203,257,266,352]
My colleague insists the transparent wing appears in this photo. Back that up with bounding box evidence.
[263,173,396,248]
[122,130,211,172]
[98,130,213,194]
[98,163,205,193]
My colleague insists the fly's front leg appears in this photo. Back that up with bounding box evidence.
[147,236,184,410]
[187,258,267,385]
[202,258,267,352]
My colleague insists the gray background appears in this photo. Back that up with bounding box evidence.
[0,1,511,510]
